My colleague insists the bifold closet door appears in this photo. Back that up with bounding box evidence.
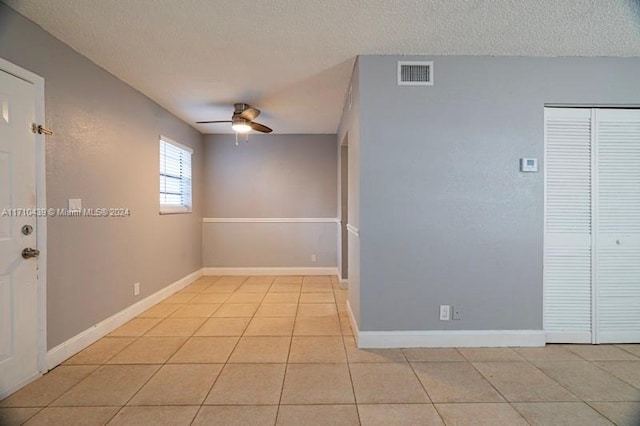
[594,109,640,343]
[544,108,593,343]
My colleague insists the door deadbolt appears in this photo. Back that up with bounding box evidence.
[22,248,40,259]
[21,225,33,236]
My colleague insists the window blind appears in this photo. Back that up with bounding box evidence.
[159,137,192,213]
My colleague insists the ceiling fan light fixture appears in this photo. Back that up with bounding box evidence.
[232,117,252,133]
[196,103,272,134]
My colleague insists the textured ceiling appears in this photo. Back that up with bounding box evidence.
[4,0,640,134]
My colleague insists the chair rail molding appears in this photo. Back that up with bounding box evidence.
[203,217,339,223]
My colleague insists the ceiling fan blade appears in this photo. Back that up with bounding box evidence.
[250,122,272,133]
[239,106,261,121]
[196,120,232,124]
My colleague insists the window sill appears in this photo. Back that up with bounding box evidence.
[160,206,192,215]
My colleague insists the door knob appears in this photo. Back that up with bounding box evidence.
[22,248,40,259]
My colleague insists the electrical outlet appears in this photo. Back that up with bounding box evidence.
[311,254,317,262]
[134,282,140,296]
[439,305,450,321]
[452,305,462,320]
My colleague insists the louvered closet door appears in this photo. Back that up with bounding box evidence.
[544,108,593,343]
[595,109,640,343]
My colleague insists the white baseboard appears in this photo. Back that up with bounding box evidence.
[46,268,204,370]
[357,329,545,348]
[346,302,545,348]
[203,267,339,276]
[339,279,348,290]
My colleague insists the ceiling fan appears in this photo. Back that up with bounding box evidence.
[197,103,273,134]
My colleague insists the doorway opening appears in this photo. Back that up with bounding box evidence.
[340,134,349,285]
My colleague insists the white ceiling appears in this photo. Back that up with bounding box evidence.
[5,0,640,134]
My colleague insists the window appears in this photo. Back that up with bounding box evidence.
[159,136,192,214]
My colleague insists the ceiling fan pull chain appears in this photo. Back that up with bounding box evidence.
[235,133,239,146]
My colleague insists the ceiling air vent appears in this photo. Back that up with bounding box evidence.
[397,61,433,86]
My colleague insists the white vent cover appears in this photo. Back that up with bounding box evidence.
[398,61,433,86]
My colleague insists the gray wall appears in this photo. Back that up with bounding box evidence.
[356,55,640,332]
[203,222,337,268]
[0,3,204,349]
[202,134,337,267]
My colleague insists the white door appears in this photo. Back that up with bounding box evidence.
[545,107,640,344]
[594,109,640,343]
[0,68,40,396]
[544,108,593,343]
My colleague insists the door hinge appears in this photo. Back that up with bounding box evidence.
[31,123,53,136]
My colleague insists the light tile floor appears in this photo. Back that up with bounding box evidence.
[1,275,640,425]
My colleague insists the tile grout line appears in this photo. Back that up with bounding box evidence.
[11,405,46,424]
[340,277,363,426]
[343,338,362,423]
[406,353,448,425]
[15,275,638,424]
[329,275,362,425]
[464,349,630,423]
[36,363,102,411]
[245,274,287,422]
[34,298,187,424]
[522,357,587,404]
[4,275,322,423]
[197,275,253,414]
[274,275,299,425]
[583,400,626,425]
[526,344,640,398]
[187,274,234,426]
[460,350,533,425]
[583,358,640,392]
[403,355,443,419]
[187,274,256,424]
[106,278,230,424]
[614,344,640,359]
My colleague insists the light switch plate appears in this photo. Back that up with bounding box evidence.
[439,305,450,321]
[68,198,82,210]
